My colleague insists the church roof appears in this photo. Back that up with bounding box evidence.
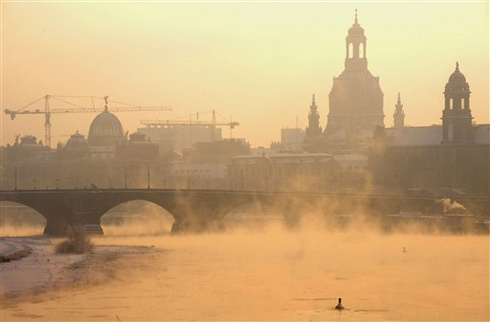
[385,124,490,146]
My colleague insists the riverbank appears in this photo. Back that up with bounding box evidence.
[0,238,33,262]
[0,236,154,302]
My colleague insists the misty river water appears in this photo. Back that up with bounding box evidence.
[1,211,489,321]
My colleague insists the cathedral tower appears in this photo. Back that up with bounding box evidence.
[393,92,405,128]
[325,10,384,137]
[442,62,474,144]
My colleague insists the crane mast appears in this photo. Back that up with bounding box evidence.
[4,95,171,147]
[45,95,51,147]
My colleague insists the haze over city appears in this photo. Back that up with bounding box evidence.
[2,1,489,148]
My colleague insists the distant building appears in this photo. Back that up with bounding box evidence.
[369,64,489,196]
[0,110,163,190]
[138,122,222,154]
[116,132,159,161]
[228,151,369,192]
[183,139,250,163]
[280,128,305,151]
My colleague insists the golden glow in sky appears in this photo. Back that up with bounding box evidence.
[1,2,488,147]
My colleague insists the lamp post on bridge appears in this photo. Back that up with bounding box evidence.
[14,167,18,190]
[147,165,151,189]
[124,166,128,189]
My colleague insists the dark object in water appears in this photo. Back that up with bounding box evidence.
[403,246,407,253]
[335,297,344,310]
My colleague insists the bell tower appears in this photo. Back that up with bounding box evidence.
[442,62,474,144]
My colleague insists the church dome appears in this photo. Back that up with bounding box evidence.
[88,109,125,146]
[448,62,467,83]
[445,62,469,93]
[66,131,89,149]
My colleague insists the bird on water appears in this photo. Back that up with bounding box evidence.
[335,298,344,310]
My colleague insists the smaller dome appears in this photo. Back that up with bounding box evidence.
[19,135,38,146]
[66,131,89,149]
[448,62,467,83]
[348,23,364,36]
[348,10,365,36]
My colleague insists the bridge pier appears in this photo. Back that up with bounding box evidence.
[42,218,104,236]
[43,218,71,236]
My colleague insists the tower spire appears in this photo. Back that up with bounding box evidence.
[305,94,322,138]
[394,92,405,128]
[355,9,358,24]
[456,61,459,71]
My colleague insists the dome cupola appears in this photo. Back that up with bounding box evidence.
[348,10,365,36]
[345,9,368,71]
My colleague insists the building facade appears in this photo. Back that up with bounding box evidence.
[369,64,489,196]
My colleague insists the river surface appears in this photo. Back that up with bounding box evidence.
[1,219,489,321]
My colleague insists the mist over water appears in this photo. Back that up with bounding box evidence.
[1,209,489,321]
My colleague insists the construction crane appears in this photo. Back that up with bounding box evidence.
[4,95,172,147]
[140,109,239,138]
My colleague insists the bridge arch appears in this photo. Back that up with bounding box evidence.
[222,201,288,231]
[100,200,175,236]
[0,201,46,236]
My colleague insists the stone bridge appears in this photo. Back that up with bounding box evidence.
[1,189,488,235]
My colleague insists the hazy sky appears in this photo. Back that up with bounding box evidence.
[1,1,488,148]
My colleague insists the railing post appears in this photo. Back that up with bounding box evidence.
[14,167,18,190]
